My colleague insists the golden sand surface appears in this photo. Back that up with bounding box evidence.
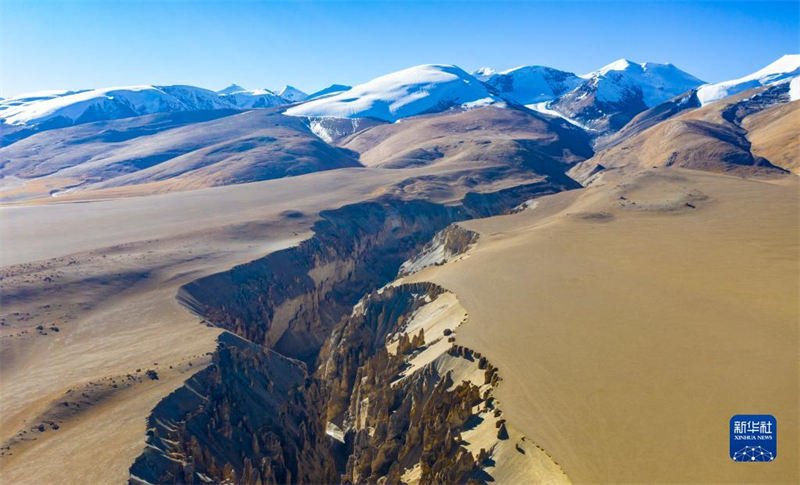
[0,168,411,484]
[409,168,799,483]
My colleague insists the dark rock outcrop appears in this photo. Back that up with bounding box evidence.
[130,332,336,485]
[398,224,479,276]
[179,179,576,364]
[316,283,486,484]
[134,179,576,484]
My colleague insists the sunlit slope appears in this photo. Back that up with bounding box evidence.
[407,168,799,484]
[581,86,796,176]
[743,100,800,174]
[340,106,592,171]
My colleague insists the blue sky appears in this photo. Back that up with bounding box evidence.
[1,0,797,97]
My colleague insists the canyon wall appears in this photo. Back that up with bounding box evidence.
[132,178,576,484]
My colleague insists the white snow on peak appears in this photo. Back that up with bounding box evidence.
[0,85,234,126]
[696,54,800,105]
[580,59,704,106]
[528,101,598,132]
[789,76,800,102]
[0,82,298,126]
[278,85,308,102]
[285,64,503,122]
[218,86,286,109]
[217,84,248,95]
[483,65,583,105]
[473,67,497,81]
[587,58,635,77]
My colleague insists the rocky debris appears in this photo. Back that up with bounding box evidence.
[396,328,426,355]
[721,81,792,127]
[315,283,488,484]
[2,370,167,456]
[398,224,479,276]
[135,282,511,483]
[497,422,509,440]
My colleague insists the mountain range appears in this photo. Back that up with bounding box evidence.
[3,56,797,133]
[0,55,797,201]
[1,53,798,485]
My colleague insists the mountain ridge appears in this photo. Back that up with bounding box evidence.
[4,55,796,134]
[284,64,505,122]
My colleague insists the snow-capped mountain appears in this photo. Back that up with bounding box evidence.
[5,56,789,138]
[284,64,504,122]
[790,76,800,102]
[696,54,800,105]
[0,82,303,129]
[0,85,236,127]
[217,84,248,95]
[581,59,704,106]
[473,67,497,81]
[305,84,351,101]
[481,65,583,105]
[277,85,308,102]
[216,84,287,109]
[544,59,704,133]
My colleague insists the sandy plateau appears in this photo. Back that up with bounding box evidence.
[2,164,797,484]
[1,112,797,483]
[405,168,799,484]
[0,167,458,484]
[0,50,798,485]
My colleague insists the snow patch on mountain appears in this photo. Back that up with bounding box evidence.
[528,101,598,131]
[473,67,497,81]
[581,59,704,106]
[790,76,800,102]
[217,84,248,95]
[0,85,234,126]
[277,85,308,102]
[483,65,583,105]
[696,54,800,105]
[285,64,503,122]
[216,85,287,108]
[304,116,382,143]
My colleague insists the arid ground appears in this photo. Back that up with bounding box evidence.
[406,168,799,483]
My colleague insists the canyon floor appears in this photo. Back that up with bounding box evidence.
[1,165,797,484]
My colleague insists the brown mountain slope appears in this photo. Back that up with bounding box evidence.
[549,85,647,134]
[0,109,362,201]
[2,106,593,202]
[340,106,593,174]
[593,90,701,150]
[573,84,795,179]
[742,100,800,174]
